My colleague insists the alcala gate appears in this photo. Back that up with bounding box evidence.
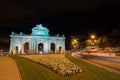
[9,24,65,54]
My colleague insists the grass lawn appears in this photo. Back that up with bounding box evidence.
[10,54,120,80]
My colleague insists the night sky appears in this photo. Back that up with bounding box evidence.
[0,0,120,39]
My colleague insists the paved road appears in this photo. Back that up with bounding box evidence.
[72,53,120,73]
[0,56,22,80]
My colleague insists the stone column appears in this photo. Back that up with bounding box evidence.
[21,43,24,54]
[55,42,59,53]
[33,41,37,54]
[30,40,34,53]
[62,40,66,53]
[18,45,21,54]
[9,39,13,54]
[44,43,48,53]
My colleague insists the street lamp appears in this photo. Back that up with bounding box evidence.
[91,35,95,39]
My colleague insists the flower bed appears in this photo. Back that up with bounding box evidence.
[19,54,82,76]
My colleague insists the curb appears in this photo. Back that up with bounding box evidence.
[9,56,23,80]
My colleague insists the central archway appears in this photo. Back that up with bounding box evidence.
[38,43,44,54]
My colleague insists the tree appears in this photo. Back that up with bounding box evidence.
[99,36,109,48]
[85,38,100,46]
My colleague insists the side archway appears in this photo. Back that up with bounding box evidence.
[38,43,44,54]
[50,43,56,53]
[13,46,18,54]
[59,46,63,53]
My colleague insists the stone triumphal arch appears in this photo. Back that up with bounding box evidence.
[9,24,65,54]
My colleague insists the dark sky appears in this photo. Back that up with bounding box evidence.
[0,0,120,39]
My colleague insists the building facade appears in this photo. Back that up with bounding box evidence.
[9,24,65,54]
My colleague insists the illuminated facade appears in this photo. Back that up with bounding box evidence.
[9,24,65,54]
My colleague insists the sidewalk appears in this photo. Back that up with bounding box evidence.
[0,56,22,80]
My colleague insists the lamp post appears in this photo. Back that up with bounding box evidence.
[90,35,95,46]
[90,34,98,52]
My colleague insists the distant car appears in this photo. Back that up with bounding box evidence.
[76,51,83,55]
